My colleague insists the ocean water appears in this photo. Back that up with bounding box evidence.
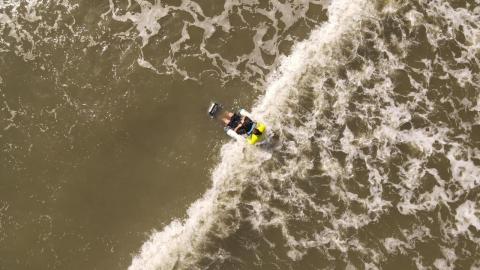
[1,0,479,269]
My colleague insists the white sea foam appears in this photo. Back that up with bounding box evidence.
[434,246,458,270]
[106,0,327,83]
[453,200,480,235]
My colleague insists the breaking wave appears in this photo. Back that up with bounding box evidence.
[130,0,480,269]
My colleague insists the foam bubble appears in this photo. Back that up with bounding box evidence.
[454,200,480,235]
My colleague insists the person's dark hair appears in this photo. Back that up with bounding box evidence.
[253,128,263,136]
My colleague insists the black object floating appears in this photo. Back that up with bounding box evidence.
[208,102,222,118]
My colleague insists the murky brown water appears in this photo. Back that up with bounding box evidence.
[1,0,479,270]
[0,0,323,269]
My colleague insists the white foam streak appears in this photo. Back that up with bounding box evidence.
[106,0,323,82]
[129,144,245,270]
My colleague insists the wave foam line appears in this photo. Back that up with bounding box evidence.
[128,0,370,269]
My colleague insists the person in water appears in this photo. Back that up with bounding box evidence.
[221,111,263,136]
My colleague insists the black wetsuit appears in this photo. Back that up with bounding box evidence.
[228,113,254,135]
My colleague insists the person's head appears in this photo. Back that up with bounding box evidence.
[253,128,263,136]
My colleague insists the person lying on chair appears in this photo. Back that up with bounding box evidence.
[221,110,263,136]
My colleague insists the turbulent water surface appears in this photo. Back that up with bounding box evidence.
[1,0,479,269]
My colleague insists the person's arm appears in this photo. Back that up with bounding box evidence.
[234,123,242,132]
[233,116,248,132]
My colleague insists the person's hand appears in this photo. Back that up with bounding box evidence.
[234,123,242,132]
